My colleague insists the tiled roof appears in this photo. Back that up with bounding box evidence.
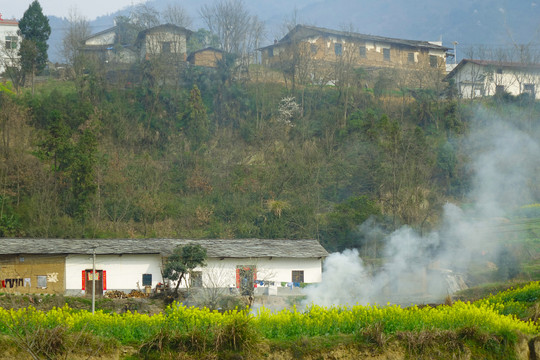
[0,238,329,258]
[260,24,449,51]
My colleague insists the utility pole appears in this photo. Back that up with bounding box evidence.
[92,248,96,315]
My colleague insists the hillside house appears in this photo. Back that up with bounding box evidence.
[0,238,328,296]
[445,58,540,99]
[136,24,191,62]
[0,17,20,75]
[81,25,138,65]
[258,25,449,88]
[81,24,191,67]
[187,47,223,68]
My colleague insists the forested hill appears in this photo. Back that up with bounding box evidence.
[0,64,538,252]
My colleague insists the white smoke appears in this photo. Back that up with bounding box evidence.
[304,109,540,307]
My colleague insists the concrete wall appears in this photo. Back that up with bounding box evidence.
[455,62,540,99]
[141,31,187,61]
[0,22,20,74]
[63,254,323,296]
[65,254,164,295]
[0,255,65,294]
[196,257,323,288]
[85,31,116,46]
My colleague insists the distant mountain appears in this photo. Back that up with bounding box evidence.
[47,0,540,63]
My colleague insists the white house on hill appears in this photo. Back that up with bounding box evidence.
[0,17,20,75]
[0,238,328,296]
[445,59,540,99]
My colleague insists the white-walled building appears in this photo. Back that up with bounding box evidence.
[445,58,540,99]
[0,17,20,75]
[0,238,328,296]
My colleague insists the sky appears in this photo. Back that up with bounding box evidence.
[1,0,144,20]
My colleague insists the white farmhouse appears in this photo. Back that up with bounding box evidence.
[0,238,328,296]
[445,59,540,99]
[0,16,20,75]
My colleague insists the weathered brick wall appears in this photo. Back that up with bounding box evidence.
[0,255,65,294]
[191,50,223,68]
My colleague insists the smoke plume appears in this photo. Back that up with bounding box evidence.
[304,108,540,307]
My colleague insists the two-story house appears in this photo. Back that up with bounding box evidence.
[81,23,191,67]
[259,24,449,88]
[0,16,20,75]
[445,58,540,99]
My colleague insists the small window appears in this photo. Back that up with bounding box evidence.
[383,48,390,61]
[268,48,274,58]
[359,46,367,58]
[162,42,171,53]
[37,275,47,289]
[496,85,505,96]
[523,84,535,96]
[407,52,414,64]
[190,271,203,287]
[334,43,342,56]
[310,44,317,54]
[292,270,304,283]
[429,55,438,68]
[142,274,152,286]
[496,68,503,74]
[5,36,17,50]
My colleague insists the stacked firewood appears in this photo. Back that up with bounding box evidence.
[105,289,148,299]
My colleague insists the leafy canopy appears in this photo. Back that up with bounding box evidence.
[164,244,207,293]
[18,0,51,73]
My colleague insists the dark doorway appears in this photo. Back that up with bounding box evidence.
[85,270,104,297]
[236,266,256,296]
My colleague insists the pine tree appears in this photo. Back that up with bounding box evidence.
[18,0,51,74]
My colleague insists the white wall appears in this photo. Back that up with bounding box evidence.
[196,257,323,288]
[65,254,323,295]
[65,254,164,295]
[0,23,20,74]
[85,31,116,46]
[455,62,540,99]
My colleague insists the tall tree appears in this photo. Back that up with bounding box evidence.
[183,85,210,150]
[18,0,51,74]
[200,0,264,56]
[61,10,91,78]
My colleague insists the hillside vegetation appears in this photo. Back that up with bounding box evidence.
[0,64,539,255]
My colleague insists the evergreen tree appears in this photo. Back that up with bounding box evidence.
[18,0,51,74]
[184,85,210,150]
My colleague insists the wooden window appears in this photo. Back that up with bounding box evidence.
[162,42,171,53]
[292,270,304,283]
[310,44,317,54]
[5,36,17,50]
[190,271,203,287]
[407,52,414,64]
[430,55,438,68]
[383,48,390,61]
[496,68,503,74]
[496,85,505,96]
[268,48,274,58]
[359,46,367,58]
[334,43,342,56]
[142,274,152,286]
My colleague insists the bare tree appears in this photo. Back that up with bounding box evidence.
[129,3,161,31]
[61,9,91,79]
[199,0,262,56]
[162,4,192,29]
